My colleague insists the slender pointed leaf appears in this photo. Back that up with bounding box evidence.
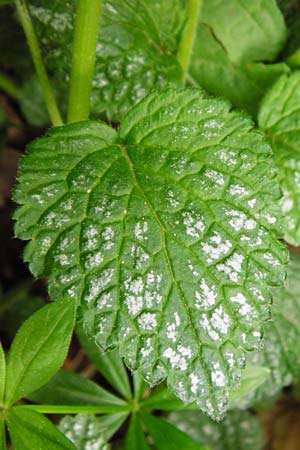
[5,298,75,406]
[133,372,147,400]
[125,414,150,450]
[0,421,6,450]
[7,407,76,450]
[0,343,5,405]
[28,369,125,406]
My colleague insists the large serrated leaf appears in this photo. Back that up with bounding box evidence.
[168,409,265,450]
[258,72,300,245]
[28,0,185,121]
[239,255,300,408]
[14,88,287,419]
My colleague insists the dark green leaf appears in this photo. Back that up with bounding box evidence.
[169,409,264,450]
[0,421,6,450]
[5,298,76,406]
[14,89,287,419]
[189,24,290,116]
[7,406,76,450]
[58,415,111,450]
[142,413,206,450]
[125,414,150,450]
[77,325,131,400]
[28,0,185,120]
[28,369,125,406]
[258,72,300,245]
[277,0,300,58]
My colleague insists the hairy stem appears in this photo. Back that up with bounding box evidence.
[67,0,102,123]
[0,73,21,99]
[21,404,130,414]
[177,0,202,83]
[15,0,62,126]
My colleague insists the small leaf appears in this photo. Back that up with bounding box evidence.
[58,415,110,450]
[258,72,300,244]
[20,77,50,127]
[169,409,265,450]
[77,325,131,400]
[201,0,287,63]
[125,414,150,450]
[5,298,75,406]
[142,412,207,450]
[228,365,270,407]
[14,89,287,419]
[28,369,125,406]
[6,406,76,450]
[190,24,290,116]
[0,343,5,405]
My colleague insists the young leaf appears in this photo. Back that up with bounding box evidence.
[258,72,300,245]
[169,409,265,450]
[28,0,185,120]
[0,343,5,405]
[125,414,150,450]
[77,325,131,400]
[142,412,206,450]
[5,298,75,406]
[28,369,125,406]
[189,24,290,116]
[58,414,111,450]
[244,255,300,407]
[7,407,76,450]
[14,89,287,419]
[202,0,286,64]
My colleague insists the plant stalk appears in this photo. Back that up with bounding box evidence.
[67,0,102,123]
[15,0,63,126]
[0,73,21,99]
[177,0,202,83]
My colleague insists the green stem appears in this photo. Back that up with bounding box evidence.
[67,0,102,123]
[0,73,21,99]
[15,0,63,127]
[20,404,131,415]
[177,0,202,83]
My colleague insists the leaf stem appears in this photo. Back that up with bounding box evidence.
[67,0,102,123]
[0,73,21,99]
[15,0,63,126]
[177,0,202,83]
[21,404,131,415]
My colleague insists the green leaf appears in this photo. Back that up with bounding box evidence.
[6,406,76,450]
[169,409,265,450]
[28,0,185,120]
[0,343,5,405]
[125,414,150,450]
[142,412,206,450]
[243,255,300,406]
[58,415,111,450]
[201,0,287,63]
[77,325,131,400]
[258,72,300,245]
[5,298,75,406]
[20,77,50,126]
[28,369,125,406]
[14,89,287,420]
[0,421,6,450]
[228,364,270,407]
[189,24,290,116]
[133,372,147,400]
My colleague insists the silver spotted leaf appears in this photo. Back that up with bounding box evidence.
[259,72,300,245]
[14,88,287,420]
[58,415,110,450]
[28,0,185,121]
[168,409,265,450]
[239,254,300,408]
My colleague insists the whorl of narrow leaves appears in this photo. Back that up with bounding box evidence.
[259,72,300,245]
[14,89,287,419]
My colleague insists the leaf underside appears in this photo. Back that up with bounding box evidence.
[259,72,300,245]
[14,88,287,419]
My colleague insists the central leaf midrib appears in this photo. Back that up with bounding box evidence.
[119,144,203,352]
